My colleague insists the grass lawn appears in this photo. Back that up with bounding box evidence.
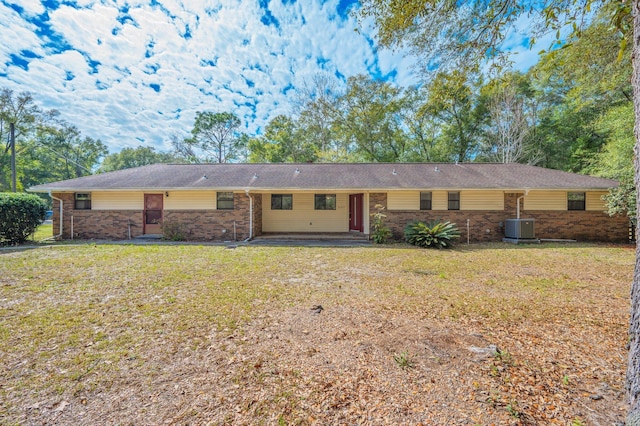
[28,223,53,242]
[0,243,634,424]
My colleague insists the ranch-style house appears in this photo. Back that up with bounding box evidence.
[28,162,629,243]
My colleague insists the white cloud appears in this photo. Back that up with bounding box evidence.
[0,7,43,65]
[1,0,420,153]
[13,0,45,16]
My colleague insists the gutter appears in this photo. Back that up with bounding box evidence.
[27,186,617,193]
[42,191,63,241]
[516,189,530,219]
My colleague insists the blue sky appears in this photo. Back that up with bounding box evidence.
[1,0,545,153]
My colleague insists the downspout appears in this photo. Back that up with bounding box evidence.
[243,190,253,242]
[516,189,530,219]
[43,191,63,241]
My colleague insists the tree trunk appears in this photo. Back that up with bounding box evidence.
[628,0,640,424]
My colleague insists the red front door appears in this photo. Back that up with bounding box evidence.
[349,194,364,232]
[144,194,163,234]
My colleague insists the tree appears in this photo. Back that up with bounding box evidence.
[294,73,344,161]
[421,71,488,162]
[401,86,445,162]
[357,0,625,74]
[357,0,640,421]
[99,146,179,172]
[0,88,107,192]
[527,9,632,172]
[174,112,245,163]
[480,73,540,164]
[486,85,531,163]
[247,115,316,163]
[0,89,41,191]
[589,103,636,221]
[20,123,107,188]
[534,8,632,110]
[335,75,409,162]
[0,88,40,151]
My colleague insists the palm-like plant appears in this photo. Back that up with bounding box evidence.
[404,220,460,249]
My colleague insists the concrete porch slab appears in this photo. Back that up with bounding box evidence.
[256,232,368,241]
[250,233,371,247]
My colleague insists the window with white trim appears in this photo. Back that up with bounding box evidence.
[420,192,432,210]
[314,194,336,210]
[448,191,460,210]
[568,192,585,211]
[217,192,234,210]
[74,193,91,210]
[271,194,293,210]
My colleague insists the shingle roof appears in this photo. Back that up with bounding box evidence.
[27,163,618,192]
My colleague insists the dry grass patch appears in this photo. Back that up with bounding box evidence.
[0,243,633,424]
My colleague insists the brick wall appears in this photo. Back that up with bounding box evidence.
[51,193,74,239]
[252,193,263,237]
[53,190,629,243]
[157,192,252,241]
[71,210,144,239]
[369,192,629,243]
[52,191,255,241]
[52,193,145,240]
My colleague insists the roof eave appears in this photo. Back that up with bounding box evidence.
[29,185,617,193]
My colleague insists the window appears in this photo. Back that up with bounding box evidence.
[74,193,91,210]
[271,194,293,210]
[448,191,460,210]
[568,192,585,211]
[314,194,336,210]
[420,192,432,210]
[217,192,234,210]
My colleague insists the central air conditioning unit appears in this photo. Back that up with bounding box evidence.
[505,219,535,239]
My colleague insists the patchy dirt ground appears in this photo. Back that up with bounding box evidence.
[0,243,633,425]
[16,306,627,425]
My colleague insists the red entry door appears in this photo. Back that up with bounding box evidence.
[144,194,163,234]
[349,194,364,232]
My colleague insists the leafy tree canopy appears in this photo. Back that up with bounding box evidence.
[358,0,631,74]
[99,146,180,173]
[173,111,246,163]
[0,88,106,192]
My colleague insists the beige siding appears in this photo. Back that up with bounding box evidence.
[586,191,607,211]
[92,192,144,210]
[460,190,504,211]
[523,191,566,211]
[387,190,503,211]
[262,193,348,232]
[387,191,420,211]
[432,191,449,211]
[164,191,217,210]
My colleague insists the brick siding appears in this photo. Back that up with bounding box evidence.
[370,192,629,243]
[71,210,144,239]
[252,193,263,237]
[52,192,256,241]
[51,193,75,239]
[52,191,629,243]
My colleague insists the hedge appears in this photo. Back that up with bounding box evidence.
[0,192,47,245]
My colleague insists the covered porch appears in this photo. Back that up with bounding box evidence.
[257,191,370,236]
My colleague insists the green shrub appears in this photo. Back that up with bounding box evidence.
[370,204,392,244]
[404,220,460,249]
[0,192,47,245]
[161,220,188,241]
